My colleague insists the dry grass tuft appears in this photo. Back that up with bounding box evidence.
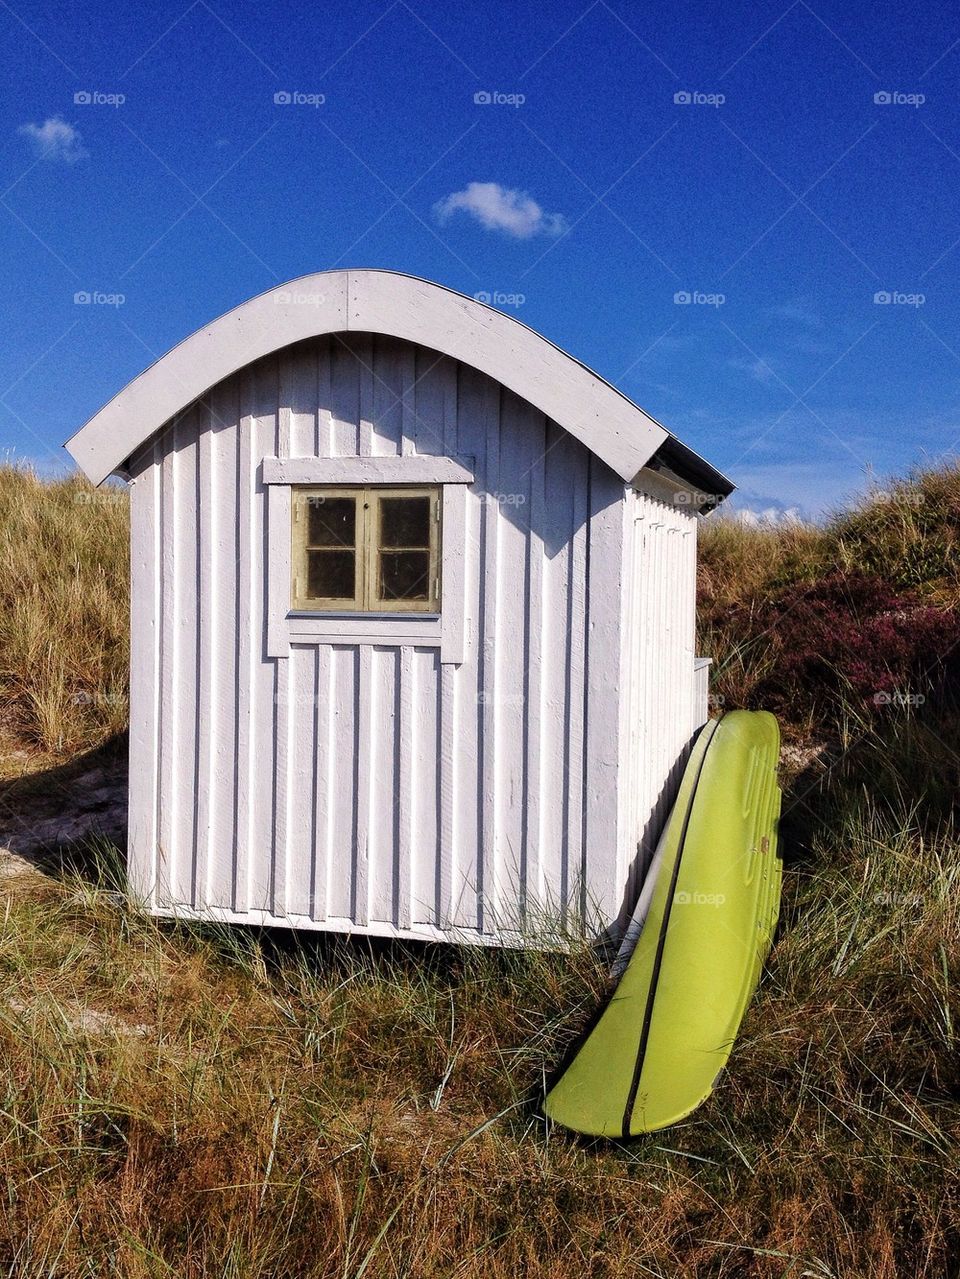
[0,464,128,759]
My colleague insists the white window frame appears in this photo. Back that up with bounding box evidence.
[263,455,473,664]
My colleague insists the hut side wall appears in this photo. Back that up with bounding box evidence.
[127,333,632,946]
[618,486,700,919]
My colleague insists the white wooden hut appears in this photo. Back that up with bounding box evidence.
[65,270,732,948]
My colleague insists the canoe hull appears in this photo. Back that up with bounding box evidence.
[544,710,782,1138]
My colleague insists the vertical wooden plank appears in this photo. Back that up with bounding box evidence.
[286,645,318,918]
[248,356,280,914]
[410,648,439,925]
[357,334,375,458]
[491,390,532,934]
[439,485,467,665]
[523,411,546,925]
[327,646,358,919]
[199,380,241,910]
[329,335,360,457]
[170,408,200,907]
[565,447,589,932]
[316,336,333,458]
[478,383,501,934]
[582,458,628,932]
[538,425,575,930]
[446,364,491,930]
[273,653,291,916]
[412,348,451,456]
[353,645,371,925]
[281,343,318,458]
[234,366,256,913]
[399,344,417,457]
[312,644,330,921]
[368,647,399,924]
[127,446,160,906]
[396,647,414,929]
[371,335,403,457]
[437,662,457,928]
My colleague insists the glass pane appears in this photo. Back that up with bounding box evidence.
[306,549,355,600]
[380,550,431,601]
[306,496,355,547]
[380,495,431,548]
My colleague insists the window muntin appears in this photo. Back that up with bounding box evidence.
[292,486,440,613]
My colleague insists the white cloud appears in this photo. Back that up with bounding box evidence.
[728,355,780,386]
[768,300,821,327]
[434,182,568,239]
[731,505,806,527]
[18,116,87,164]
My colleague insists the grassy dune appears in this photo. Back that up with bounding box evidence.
[1,462,958,1277]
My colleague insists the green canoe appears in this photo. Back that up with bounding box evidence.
[544,709,782,1138]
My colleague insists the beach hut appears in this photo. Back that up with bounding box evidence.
[65,269,732,947]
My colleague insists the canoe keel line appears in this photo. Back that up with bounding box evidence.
[544,710,783,1138]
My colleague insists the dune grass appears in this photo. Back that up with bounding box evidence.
[0,465,128,761]
[0,461,958,1276]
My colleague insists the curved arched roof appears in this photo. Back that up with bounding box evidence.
[64,269,732,499]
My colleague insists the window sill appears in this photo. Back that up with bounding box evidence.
[285,612,443,649]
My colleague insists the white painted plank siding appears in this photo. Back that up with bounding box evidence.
[125,334,695,946]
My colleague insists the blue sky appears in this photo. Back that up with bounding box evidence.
[1,0,958,517]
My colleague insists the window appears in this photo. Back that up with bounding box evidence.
[292,486,440,613]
